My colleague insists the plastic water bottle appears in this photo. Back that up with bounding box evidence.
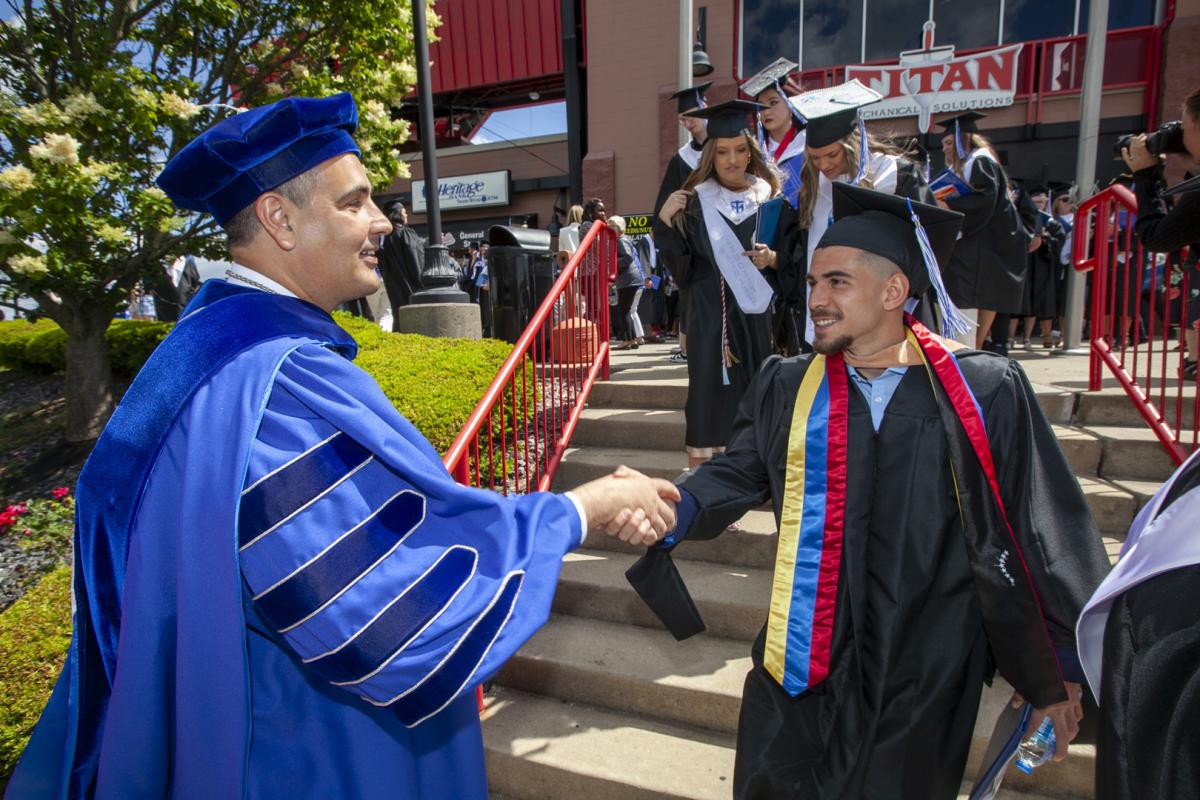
[1014,717,1057,774]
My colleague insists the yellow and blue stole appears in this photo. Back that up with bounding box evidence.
[764,316,1061,696]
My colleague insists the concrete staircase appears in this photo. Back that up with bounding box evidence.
[482,344,1176,799]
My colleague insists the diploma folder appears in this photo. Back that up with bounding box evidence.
[754,196,787,248]
[930,168,975,201]
[968,701,1034,800]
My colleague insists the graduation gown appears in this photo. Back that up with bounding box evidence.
[7,281,584,799]
[656,190,799,449]
[666,350,1109,799]
[1026,215,1067,320]
[1077,450,1200,800]
[379,225,426,319]
[944,152,1030,313]
[654,141,705,216]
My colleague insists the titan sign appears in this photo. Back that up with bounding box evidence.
[844,21,1023,133]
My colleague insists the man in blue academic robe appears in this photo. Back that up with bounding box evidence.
[7,93,678,799]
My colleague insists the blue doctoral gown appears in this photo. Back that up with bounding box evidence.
[7,281,584,799]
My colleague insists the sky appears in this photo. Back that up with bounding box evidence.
[470,101,567,145]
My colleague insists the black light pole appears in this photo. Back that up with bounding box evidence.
[410,0,467,302]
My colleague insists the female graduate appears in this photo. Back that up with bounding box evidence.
[740,58,807,207]
[657,99,800,470]
[791,80,939,341]
[937,111,1030,349]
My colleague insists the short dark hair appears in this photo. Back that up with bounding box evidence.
[224,169,321,248]
[583,197,605,221]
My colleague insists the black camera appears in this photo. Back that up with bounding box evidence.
[1115,121,1187,159]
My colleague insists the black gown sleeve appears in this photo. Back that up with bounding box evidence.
[982,359,1111,682]
[946,156,1005,239]
[893,157,936,206]
[1132,165,1200,253]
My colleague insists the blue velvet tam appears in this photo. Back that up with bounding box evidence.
[157,93,361,225]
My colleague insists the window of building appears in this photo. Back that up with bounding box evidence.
[468,101,567,145]
[864,0,928,62]
[740,0,1156,72]
[801,0,864,68]
[742,1,802,77]
[1002,0,1076,43]
[933,0,1001,50]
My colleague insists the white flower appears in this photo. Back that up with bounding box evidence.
[160,92,200,119]
[132,87,157,111]
[291,63,310,80]
[0,165,35,192]
[63,93,104,120]
[361,99,388,126]
[6,253,48,276]
[96,223,129,245]
[29,133,80,166]
[82,160,120,181]
[265,82,285,97]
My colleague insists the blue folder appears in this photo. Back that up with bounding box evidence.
[930,168,975,200]
[754,196,787,248]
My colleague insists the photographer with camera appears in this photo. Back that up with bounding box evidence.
[1121,87,1200,379]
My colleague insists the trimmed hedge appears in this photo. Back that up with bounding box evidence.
[0,313,517,775]
[0,565,71,775]
[0,319,172,378]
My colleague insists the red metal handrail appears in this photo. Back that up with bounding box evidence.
[442,220,617,493]
[1074,185,1197,465]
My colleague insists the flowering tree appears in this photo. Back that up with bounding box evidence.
[0,0,430,441]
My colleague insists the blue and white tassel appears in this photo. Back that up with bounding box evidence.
[955,119,967,161]
[906,197,972,339]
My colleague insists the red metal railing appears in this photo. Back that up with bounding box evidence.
[442,221,617,493]
[1074,184,1198,464]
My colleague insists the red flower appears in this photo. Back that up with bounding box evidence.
[52,487,70,500]
[0,511,16,527]
[5,504,27,515]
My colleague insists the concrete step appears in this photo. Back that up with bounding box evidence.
[1107,478,1164,509]
[1030,383,1077,426]
[497,614,747,734]
[588,377,687,410]
[553,446,685,488]
[554,548,770,642]
[581,508,779,570]
[1078,477,1138,537]
[571,408,1105,479]
[1075,384,1197,428]
[489,676,1099,800]
[1085,423,1180,482]
[483,687,736,800]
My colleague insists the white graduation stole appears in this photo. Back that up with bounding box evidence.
[693,178,776,315]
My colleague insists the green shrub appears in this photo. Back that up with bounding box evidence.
[0,319,171,378]
[0,565,71,776]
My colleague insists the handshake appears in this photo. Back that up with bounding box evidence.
[570,465,681,546]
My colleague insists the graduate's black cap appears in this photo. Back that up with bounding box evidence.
[684,99,763,139]
[1048,180,1074,199]
[789,79,882,149]
[818,183,963,297]
[936,111,986,134]
[740,57,799,99]
[1027,184,1050,197]
[669,81,713,114]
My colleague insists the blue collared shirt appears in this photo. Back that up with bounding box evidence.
[846,365,909,431]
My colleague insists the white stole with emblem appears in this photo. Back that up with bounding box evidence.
[693,177,776,315]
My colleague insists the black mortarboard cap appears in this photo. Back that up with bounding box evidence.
[684,99,763,139]
[818,184,971,337]
[1048,180,1074,198]
[1027,183,1050,197]
[740,57,799,99]
[936,111,986,134]
[669,81,713,114]
[789,79,882,149]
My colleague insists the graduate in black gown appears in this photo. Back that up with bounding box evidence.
[1017,185,1067,348]
[791,80,937,345]
[656,100,801,469]
[653,81,713,217]
[630,184,1109,799]
[377,200,426,328]
[937,112,1031,349]
[1078,448,1200,800]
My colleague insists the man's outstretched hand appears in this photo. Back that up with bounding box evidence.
[571,465,681,546]
[1011,682,1084,762]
